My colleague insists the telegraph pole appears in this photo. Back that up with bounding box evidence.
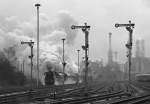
[77,50,80,74]
[114,51,118,63]
[115,20,135,81]
[108,32,113,65]
[62,38,66,85]
[22,60,25,75]
[35,3,41,87]
[77,49,80,84]
[71,23,90,91]
[21,40,34,87]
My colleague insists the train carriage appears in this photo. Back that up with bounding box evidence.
[136,74,150,82]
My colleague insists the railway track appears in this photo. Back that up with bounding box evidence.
[32,81,132,104]
[0,81,148,104]
[50,91,130,104]
[110,93,150,104]
[32,82,107,101]
[132,81,150,93]
[0,83,82,103]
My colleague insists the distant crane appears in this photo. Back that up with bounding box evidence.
[21,40,34,87]
[114,51,118,63]
[108,32,113,65]
[115,20,135,81]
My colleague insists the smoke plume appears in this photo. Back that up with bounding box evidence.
[0,11,78,83]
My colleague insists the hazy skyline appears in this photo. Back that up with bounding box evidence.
[0,0,150,64]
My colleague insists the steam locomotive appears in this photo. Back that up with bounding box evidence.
[44,70,55,85]
[44,71,68,85]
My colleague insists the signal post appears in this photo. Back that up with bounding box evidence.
[21,40,34,87]
[115,21,135,81]
[71,23,90,94]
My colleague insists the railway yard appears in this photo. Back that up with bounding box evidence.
[1,1,150,104]
[0,80,150,104]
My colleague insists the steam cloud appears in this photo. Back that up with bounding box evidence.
[0,11,78,83]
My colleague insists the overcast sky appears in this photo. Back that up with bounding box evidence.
[0,0,150,64]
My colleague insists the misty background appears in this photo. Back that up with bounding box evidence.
[0,0,150,63]
[0,0,150,85]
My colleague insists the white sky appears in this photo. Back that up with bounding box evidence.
[0,0,150,63]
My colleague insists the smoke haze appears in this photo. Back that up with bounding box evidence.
[0,11,78,83]
[0,0,150,79]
